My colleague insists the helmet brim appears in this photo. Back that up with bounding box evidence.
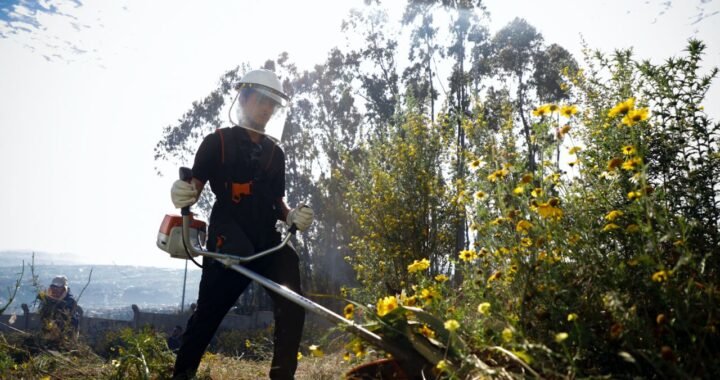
[236,82,290,107]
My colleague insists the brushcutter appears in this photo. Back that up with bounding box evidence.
[157,167,434,379]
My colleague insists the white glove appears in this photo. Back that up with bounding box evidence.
[171,180,198,208]
[287,206,314,231]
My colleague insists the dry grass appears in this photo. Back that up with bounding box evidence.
[196,352,355,380]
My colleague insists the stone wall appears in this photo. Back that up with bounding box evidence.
[0,303,274,339]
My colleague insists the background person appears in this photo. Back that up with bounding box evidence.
[39,275,81,336]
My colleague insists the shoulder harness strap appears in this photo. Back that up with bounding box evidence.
[215,128,243,202]
[215,127,276,203]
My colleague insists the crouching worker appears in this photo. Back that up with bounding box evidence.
[39,275,81,339]
[170,69,314,380]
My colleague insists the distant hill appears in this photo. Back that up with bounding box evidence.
[0,261,202,320]
[0,250,93,266]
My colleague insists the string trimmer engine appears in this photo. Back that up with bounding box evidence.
[157,214,207,259]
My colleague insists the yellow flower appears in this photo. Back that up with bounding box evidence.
[521,237,533,247]
[436,359,450,371]
[488,271,502,282]
[546,173,561,184]
[459,249,478,262]
[343,304,354,319]
[567,313,578,322]
[516,219,533,234]
[474,191,487,200]
[349,341,366,358]
[376,296,398,317]
[420,287,440,303]
[477,302,491,315]
[558,124,571,136]
[555,332,569,343]
[309,345,324,357]
[407,258,431,273]
[532,104,550,117]
[502,328,513,342]
[245,339,251,348]
[434,274,449,283]
[622,157,643,171]
[419,324,436,339]
[602,223,620,232]
[343,352,351,362]
[568,146,582,154]
[400,294,417,307]
[520,173,533,183]
[608,97,635,117]
[628,191,643,200]
[652,270,670,282]
[297,352,303,360]
[530,187,543,197]
[513,185,526,195]
[560,104,578,117]
[604,210,624,221]
[621,107,650,126]
[536,201,563,220]
[621,145,636,155]
[469,159,482,169]
[444,319,460,332]
[490,217,507,225]
[487,168,509,182]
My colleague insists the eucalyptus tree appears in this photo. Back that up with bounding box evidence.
[484,17,576,171]
[403,0,489,254]
[342,8,401,136]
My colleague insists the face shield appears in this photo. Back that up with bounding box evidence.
[230,83,290,143]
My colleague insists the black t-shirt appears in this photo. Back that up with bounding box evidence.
[192,127,285,242]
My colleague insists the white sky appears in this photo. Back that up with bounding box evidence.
[1,0,718,269]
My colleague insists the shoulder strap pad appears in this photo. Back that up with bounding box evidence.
[215,127,237,166]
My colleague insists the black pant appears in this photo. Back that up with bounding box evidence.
[173,226,305,379]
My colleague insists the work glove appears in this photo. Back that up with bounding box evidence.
[287,205,314,231]
[171,179,198,208]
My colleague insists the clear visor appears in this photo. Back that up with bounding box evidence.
[231,91,288,143]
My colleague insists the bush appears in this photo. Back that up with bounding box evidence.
[341,40,720,379]
[108,327,175,380]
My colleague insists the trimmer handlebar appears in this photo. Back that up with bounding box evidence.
[178,166,295,263]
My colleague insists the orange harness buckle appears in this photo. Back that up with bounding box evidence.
[231,181,253,203]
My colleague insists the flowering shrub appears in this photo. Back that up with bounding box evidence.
[341,41,719,378]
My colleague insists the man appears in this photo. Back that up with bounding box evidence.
[39,275,81,335]
[170,68,314,379]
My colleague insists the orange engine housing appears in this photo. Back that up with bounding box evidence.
[157,214,207,259]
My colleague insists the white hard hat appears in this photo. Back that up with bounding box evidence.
[236,69,289,107]
[51,275,68,288]
[232,69,290,142]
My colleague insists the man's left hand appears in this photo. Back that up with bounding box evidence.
[287,206,314,231]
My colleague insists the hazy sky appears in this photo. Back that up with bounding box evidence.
[1,0,718,269]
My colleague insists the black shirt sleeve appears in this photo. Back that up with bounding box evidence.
[192,132,221,184]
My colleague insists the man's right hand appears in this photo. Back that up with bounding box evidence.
[171,179,198,208]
